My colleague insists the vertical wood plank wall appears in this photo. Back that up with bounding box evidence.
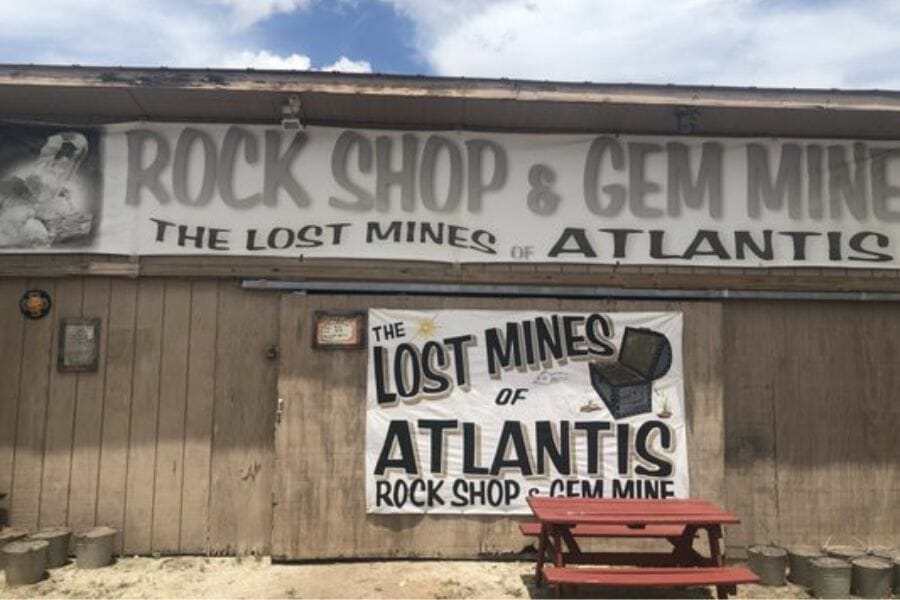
[1,276,898,557]
[272,295,725,559]
[0,277,279,555]
[723,301,900,551]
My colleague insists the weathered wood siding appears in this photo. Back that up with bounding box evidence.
[272,294,725,559]
[723,301,900,551]
[0,277,279,555]
[2,255,900,294]
[1,272,897,559]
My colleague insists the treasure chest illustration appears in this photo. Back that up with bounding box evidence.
[589,326,672,419]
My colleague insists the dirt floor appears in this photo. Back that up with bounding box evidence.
[0,556,815,599]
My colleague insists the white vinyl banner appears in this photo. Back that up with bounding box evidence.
[365,309,686,514]
[3,121,900,267]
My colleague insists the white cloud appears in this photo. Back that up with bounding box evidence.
[321,56,373,73]
[9,0,899,90]
[387,0,900,89]
[215,51,375,72]
[212,0,313,28]
[0,0,250,67]
[220,50,313,70]
[0,0,372,74]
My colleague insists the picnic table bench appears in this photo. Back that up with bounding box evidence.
[543,565,759,588]
[526,496,758,599]
[518,521,687,539]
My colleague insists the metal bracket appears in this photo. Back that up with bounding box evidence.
[275,397,285,425]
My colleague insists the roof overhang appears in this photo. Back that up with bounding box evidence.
[3,64,900,139]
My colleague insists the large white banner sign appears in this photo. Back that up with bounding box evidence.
[365,309,686,514]
[3,121,900,267]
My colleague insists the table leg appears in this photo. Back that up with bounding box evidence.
[706,524,732,599]
[552,525,564,567]
[554,524,582,598]
[707,525,724,566]
[669,525,704,566]
[558,526,582,565]
[548,526,567,599]
[535,522,548,586]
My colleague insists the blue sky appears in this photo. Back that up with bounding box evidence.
[253,2,425,73]
[2,0,900,89]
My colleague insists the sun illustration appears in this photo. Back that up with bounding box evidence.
[413,315,441,339]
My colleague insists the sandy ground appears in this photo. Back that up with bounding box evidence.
[0,557,814,599]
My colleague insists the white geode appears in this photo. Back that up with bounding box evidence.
[0,132,94,248]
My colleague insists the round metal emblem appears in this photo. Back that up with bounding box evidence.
[19,289,52,320]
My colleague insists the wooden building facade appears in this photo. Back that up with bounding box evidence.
[0,66,898,559]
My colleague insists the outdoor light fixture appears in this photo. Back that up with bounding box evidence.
[281,94,303,130]
[675,107,699,135]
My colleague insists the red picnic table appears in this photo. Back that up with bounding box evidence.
[526,496,758,599]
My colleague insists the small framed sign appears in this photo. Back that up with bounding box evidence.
[313,311,366,349]
[58,318,101,372]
